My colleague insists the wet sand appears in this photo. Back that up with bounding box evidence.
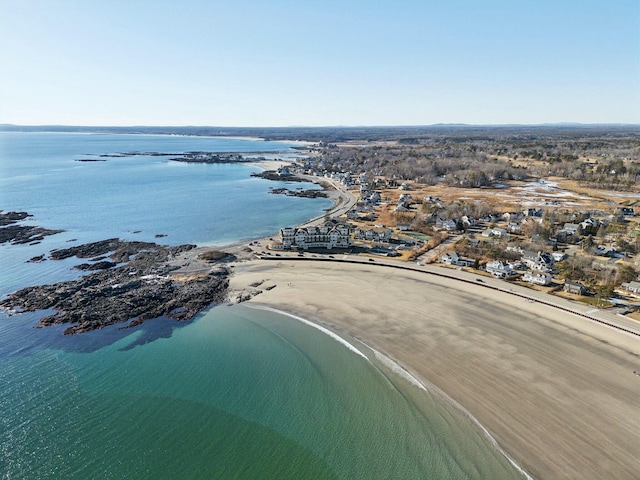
[228,258,640,479]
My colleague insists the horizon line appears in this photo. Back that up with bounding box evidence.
[2,122,639,129]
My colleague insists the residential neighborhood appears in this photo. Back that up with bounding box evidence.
[270,137,640,314]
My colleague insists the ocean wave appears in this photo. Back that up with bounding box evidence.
[245,305,370,361]
[369,348,533,480]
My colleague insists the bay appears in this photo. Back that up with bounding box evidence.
[0,132,523,479]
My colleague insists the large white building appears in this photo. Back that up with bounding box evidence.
[277,221,351,250]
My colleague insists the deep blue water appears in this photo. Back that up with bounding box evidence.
[0,132,331,295]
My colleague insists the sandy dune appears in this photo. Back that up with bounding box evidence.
[229,259,640,480]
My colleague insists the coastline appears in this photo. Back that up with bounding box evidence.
[5,132,638,477]
[226,258,640,480]
[245,303,533,480]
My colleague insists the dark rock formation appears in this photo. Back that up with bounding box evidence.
[1,239,230,335]
[0,211,64,245]
[170,152,252,164]
[74,261,117,271]
[269,187,328,198]
[251,170,310,182]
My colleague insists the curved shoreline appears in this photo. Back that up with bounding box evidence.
[246,303,533,479]
[227,258,640,479]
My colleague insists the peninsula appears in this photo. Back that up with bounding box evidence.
[0,238,231,334]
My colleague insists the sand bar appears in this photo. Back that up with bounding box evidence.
[228,258,640,479]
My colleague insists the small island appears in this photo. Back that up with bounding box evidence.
[269,187,328,198]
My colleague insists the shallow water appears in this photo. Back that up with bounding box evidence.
[0,305,522,479]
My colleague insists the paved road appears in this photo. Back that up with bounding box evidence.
[298,175,358,227]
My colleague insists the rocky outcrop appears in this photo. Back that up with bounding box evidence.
[250,171,310,182]
[1,239,230,335]
[269,187,328,198]
[0,211,64,245]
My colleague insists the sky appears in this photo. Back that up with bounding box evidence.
[1,0,639,126]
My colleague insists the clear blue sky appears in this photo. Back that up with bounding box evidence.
[1,0,638,126]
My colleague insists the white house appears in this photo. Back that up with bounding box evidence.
[460,215,477,228]
[521,251,554,272]
[485,260,514,278]
[551,252,567,262]
[435,218,458,231]
[507,222,521,233]
[561,223,581,236]
[439,251,474,267]
[481,227,508,238]
[523,271,553,285]
[621,281,640,294]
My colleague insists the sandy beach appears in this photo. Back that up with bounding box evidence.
[228,258,640,479]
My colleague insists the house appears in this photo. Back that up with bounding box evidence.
[523,271,553,285]
[502,212,522,222]
[439,251,474,267]
[398,183,411,190]
[435,218,458,231]
[357,173,369,184]
[521,251,554,272]
[579,218,599,234]
[551,252,567,262]
[486,260,514,278]
[507,221,521,233]
[620,207,635,217]
[523,208,543,217]
[276,166,292,177]
[506,245,524,254]
[481,227,508,238]
[595,245,622,258]
[561,223,581,236]
[363,191,381,204]
[347,209,359,220]
[621,281,640,294]
[397,224,411,231]
[354,227,392,242]
[278,221,351,250]
[394,202,411,212]
[460,215,477,228]
[480,214,502,223]
[564,281,587,295]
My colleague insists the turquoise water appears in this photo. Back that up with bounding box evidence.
[0,133,524,479]
[1,306,521,479]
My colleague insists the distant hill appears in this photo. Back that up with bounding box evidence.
[1,123,638,142]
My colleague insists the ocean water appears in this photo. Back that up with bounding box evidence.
[0,133,524,479]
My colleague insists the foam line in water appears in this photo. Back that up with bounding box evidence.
[368,345,534,480]
[244,304,532,479]
[245,305,369,361]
